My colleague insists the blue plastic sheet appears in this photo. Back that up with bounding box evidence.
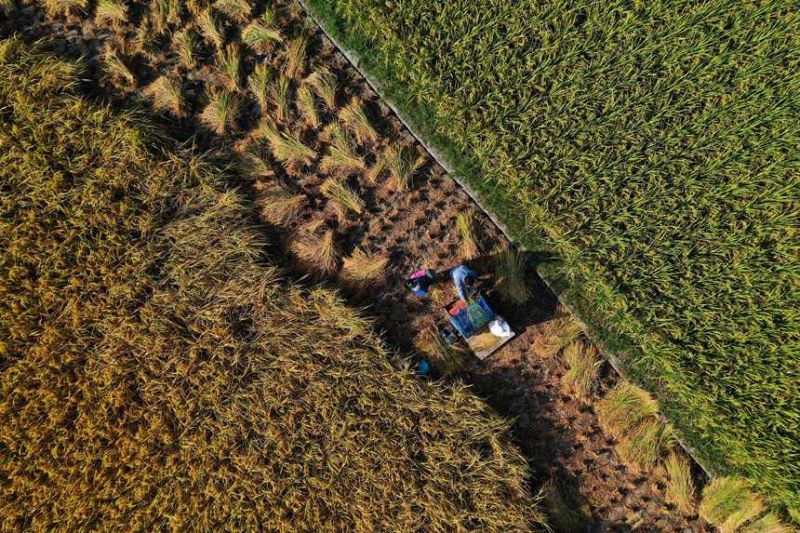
[449,295,494,338]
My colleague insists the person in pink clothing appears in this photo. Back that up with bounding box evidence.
[406,268,435,297]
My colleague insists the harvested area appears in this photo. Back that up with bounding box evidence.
[304,0,800,516]
[0,42,543,531]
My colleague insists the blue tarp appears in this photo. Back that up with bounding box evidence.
[449,295,494,338]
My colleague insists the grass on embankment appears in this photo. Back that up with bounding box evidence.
[304,0,800,516]
[0,40,543,531]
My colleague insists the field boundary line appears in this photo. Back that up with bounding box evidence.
[298,0,715,480]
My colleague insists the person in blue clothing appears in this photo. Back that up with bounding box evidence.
[450,263,478,301]
[406,268,435,297]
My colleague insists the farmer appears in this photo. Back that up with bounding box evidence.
[406,268,436,297]
[451,263,478,301]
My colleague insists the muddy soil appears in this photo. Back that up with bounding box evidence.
[2,2,710,531]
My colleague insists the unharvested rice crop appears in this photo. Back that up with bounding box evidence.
[0,42,542,531]
[307,0,800,513]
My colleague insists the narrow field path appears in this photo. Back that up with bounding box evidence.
[2,2,710,530]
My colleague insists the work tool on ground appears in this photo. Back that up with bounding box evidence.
[442,288,515,360]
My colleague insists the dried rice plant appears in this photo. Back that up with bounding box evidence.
[258,121,316,166]
[416,325,466,377]
[200,89,239,135]
[305,67,337,110]
[43,0,87,16]
[95,0,127,24]
[292,225,339,276]
[269,74,291,122]
[284,36,307,79]
[261,183,305,226]
[197,9,224,50]
[384,145,415,191]
[456,209,480,260]
[597,382,660,438]
[615,416,674,468]
[101,48,135,86]
[540,312,583,357]
[173,29,197,69]
[321,177,364,218]
[664,451,696,515]
[296,86,320,128]
[561,340,600,403]
[248,62,271,113]
[320,145,365,174]
[700,477,766,533]
[366,148,390,184]
[494,243,530,304]
[242,20,282,53]
[597,382,673,468]
[238,150,273,177]
[213,0,250,21]
[341,248,388,290]
[150,0,181,33]
[339,96,377,144]
[219,42,241,91]
[143,75,184,116]
[741,513,792,533]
